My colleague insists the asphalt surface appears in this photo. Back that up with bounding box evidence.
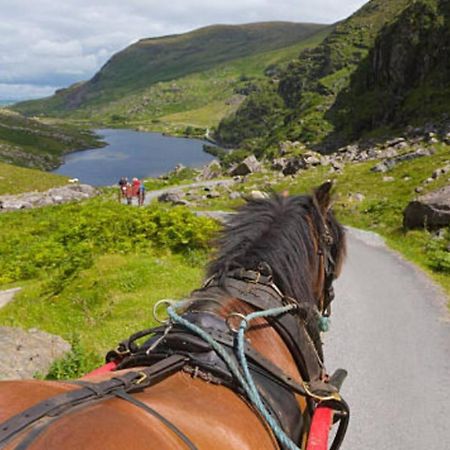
[325,228,450,450]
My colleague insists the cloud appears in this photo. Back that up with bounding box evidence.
[0,0,367,100]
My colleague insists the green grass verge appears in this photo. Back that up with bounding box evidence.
[0,162,68,195]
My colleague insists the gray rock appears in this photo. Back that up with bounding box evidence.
[415,187,424,193]
[348,193,365,202]
[383,176,395,182]
[229,155,261,176]
[249,190,269,200]
[403,185,450,229]
[282,157,306,176]
[198,161,222,180]
[371,148,433,173]
[272,158,288,172]
[229,192,241,200]
[157,192,186,205]
[206,190,220,199]
[0,327,71,380]
[0,184,98,213]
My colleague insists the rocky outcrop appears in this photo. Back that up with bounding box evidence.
[229,155,261,176]
[371,148,434,173]
[403,185,450,229]
[157,191,190,205]
[197,160,222,180]
[0,184,98,212]
[0,327,71,380]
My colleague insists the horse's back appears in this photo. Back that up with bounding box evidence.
[0,372,277,450]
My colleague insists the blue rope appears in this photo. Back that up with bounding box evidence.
[167,304,301,450]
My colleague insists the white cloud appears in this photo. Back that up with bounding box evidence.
[0,84,58,101]
[0,0,368,100]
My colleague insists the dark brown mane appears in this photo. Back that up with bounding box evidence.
[207,193,346,307]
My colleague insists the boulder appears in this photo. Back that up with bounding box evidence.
[157,191,188,205]
[249,190,269,200]
[282,157,306,176]
[403,185,450,229]
[229,155,261,176]
[272,158,288,172]
[0,327,71,380]
[198,161,222,180]
[371,148,434,173]
[0,184,98,213]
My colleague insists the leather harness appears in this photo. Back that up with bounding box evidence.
[0,271,349,450]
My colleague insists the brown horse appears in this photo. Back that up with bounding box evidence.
[0,182,348,450]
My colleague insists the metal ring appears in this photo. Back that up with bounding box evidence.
[226,312,248,333]
[152,299,175,324]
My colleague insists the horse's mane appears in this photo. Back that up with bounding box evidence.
[207,194,344,305]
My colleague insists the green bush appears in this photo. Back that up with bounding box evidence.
[426,231,450,273]
[0,199,218,286]
[45,337,102,380]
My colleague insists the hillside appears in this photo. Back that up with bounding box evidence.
[216,0,450,150]
[11,23,330,134]
[0,110,103,170]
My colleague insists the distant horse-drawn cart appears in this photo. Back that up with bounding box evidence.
[0,183,349,449]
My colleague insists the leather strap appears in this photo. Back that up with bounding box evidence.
[0,355,187,447]
[114,390,198,450]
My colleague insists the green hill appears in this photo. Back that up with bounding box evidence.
[0,161,68,195]
[0,110,103,170]
[216,0,450,150]
[12,23,330,132]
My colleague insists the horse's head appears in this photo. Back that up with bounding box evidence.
[207,181,346,316]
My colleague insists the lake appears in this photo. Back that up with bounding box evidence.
[52,128,215,186]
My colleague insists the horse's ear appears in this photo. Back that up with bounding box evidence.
[314,181,333,213]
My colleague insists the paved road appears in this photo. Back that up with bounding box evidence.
[143,179,236,204]
[325,228,450,450]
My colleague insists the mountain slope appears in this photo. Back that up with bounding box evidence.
[216,0,426,149]
[329,0,450,139]
[0,110,102,170]
[13,22,327,117]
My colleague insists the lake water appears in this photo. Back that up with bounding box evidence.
[52,128,215,186]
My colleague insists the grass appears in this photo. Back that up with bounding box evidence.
[0,161,68,195]
[0,252,204,355]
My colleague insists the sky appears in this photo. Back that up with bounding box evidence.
[0,0,367,101]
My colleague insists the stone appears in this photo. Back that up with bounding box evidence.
[371,148,433,173]
[249,190,269,200]
[229,192,241,200]
[198,161,222,180]
[383,176,395,182]
[282,157,306,176]
[229,155,261,176]
[331,161,344,171]
[206,190,220,199]
[157,191,186,205]
[348,193,365,202]
[0,184,98,213]
[0,327,71,380]
[272,158,288,172]
[415,187,424,193]
[403,185,450,229]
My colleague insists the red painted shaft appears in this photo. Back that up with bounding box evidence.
[83,361,118,378]
[306,407,334,450]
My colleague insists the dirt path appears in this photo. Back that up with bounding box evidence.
[0,287,22,309]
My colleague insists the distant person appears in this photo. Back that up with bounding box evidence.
[138,181,146,206]
[132,177,140,198]
[118,176,128,202]
[125,182,133,205]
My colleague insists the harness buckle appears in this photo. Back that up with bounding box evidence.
[226,312,248,333]
[134,371,148,385]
